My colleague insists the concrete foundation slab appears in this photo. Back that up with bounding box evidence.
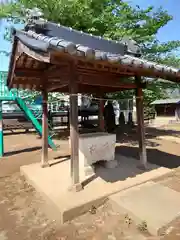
[109,181,180,236]
[20,155,172,224]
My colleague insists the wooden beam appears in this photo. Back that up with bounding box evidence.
[41,89,49,168]
[47,84,67,92]
[50,52,72,65]
[0,101,4,157]
[76,59,135,76]
[46,65,70,78]
[135,76,147,169]
[77,66,133,77]
[46,63,69,71]
[47,77,68,85]
[69,63,81,190]
[50,53,135,76]
[15,68,69,82]
[13,78,68,91]
[13,77,42,84]
[53,84,135,94]
[19,42,50,63]
[14,69,43,78]
[14,65,137,91]
[47,76,136,91]
[7,36,19,88]
[47,63,132,79]
[78,75,136,89]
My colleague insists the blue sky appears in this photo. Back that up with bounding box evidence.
[130,0,180,42]
[0,19,23,71]
[0,0,180,71]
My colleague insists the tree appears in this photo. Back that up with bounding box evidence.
[0,0,180,103]
[144,55,180,101]
[1,1,180,56]
[0,50,9,56]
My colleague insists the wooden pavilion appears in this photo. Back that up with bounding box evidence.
[6,17,180,190]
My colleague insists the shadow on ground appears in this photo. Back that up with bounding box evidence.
[93,159,159,184]
[116,125,180,143]
[4,129,35,136]
[4,146,42,157]
[116,145,180,169]
[91,145,179,184]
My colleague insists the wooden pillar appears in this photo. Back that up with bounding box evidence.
[98,96,105,131]
[41,90,49,168]
[69,65,81,190]
[135,76,147,169]
[0,101,4,157]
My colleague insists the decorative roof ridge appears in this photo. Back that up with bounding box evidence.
[47,21,141,56]
[20,7,140,56]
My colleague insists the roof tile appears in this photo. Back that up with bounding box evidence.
[13,21,180,82]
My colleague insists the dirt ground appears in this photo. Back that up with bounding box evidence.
[1,126,180,239]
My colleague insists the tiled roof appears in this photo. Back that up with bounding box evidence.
[13,21,180,82]
[151,98,180,105]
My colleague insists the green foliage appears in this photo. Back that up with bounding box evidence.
[1,0,180,55]
[0,50,9,56]
[0,0,180,103]
[143,55,180,104]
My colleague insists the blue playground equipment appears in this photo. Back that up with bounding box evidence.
[0,71,56,157]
